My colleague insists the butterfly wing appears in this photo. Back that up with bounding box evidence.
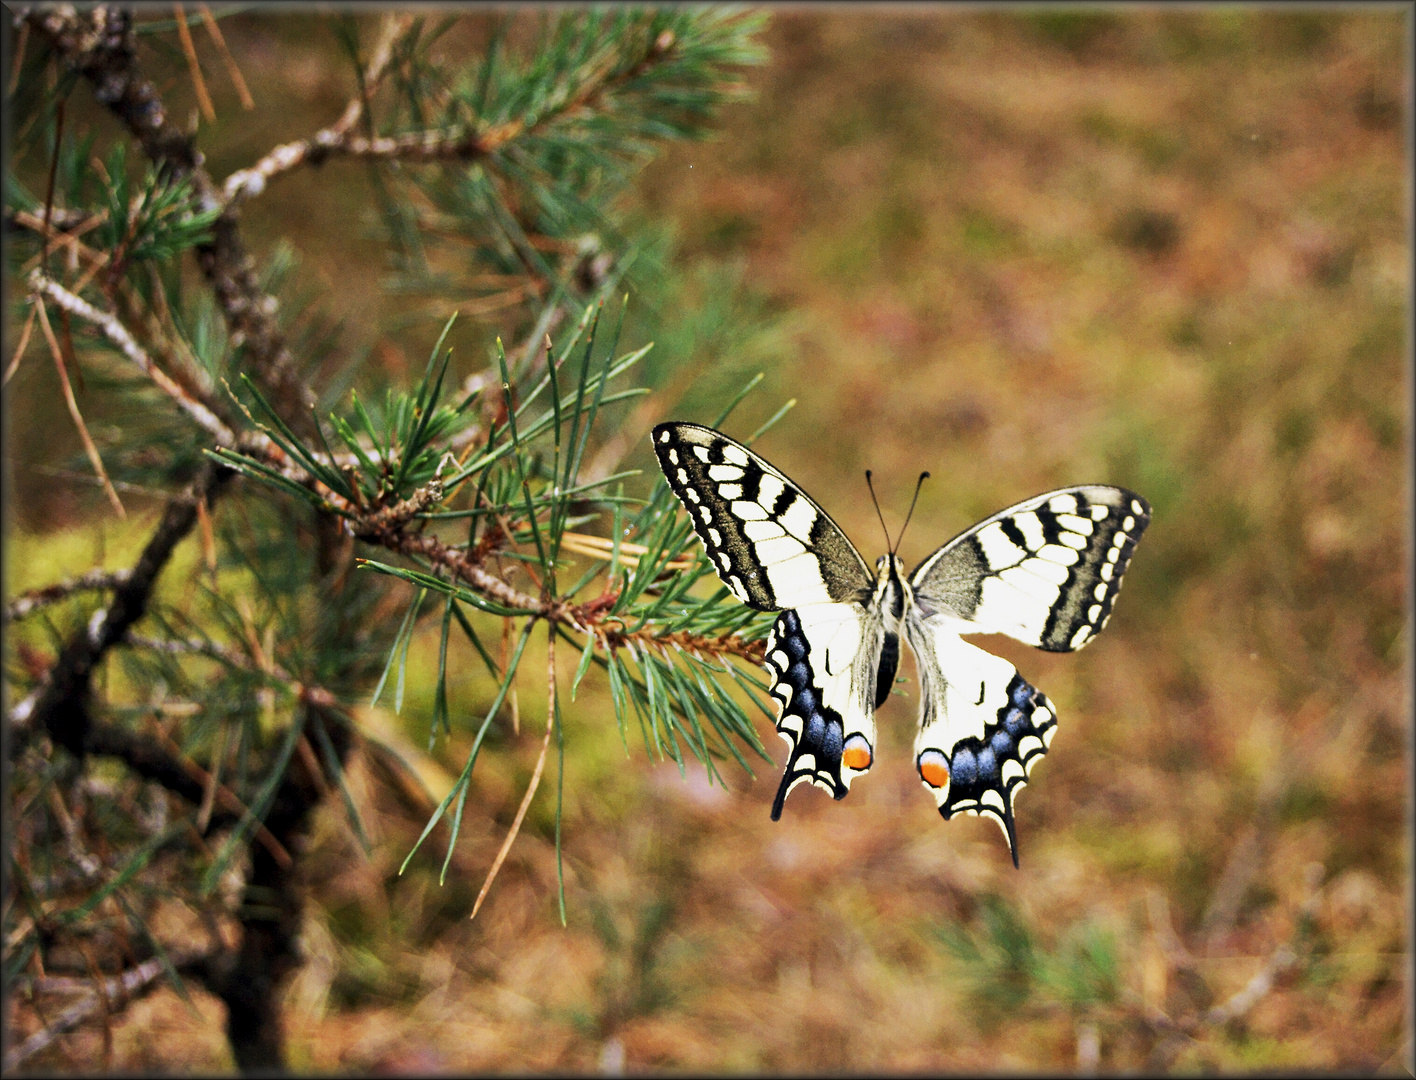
[905,619,1057,866]
[909,486,1151,651]
[652,423,872,611]
[652,423,880,815]
[905,485,1149,864]
[763,605,881,819]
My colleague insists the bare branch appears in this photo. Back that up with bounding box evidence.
[33,297,126,519]
[5,569,133,624]
[4,948,219,1072]
[14,461,230,746]
[26,5,316,436]
[30,273,235,446]
[222,13,415,204]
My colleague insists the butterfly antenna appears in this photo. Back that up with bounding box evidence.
[894,471,931,553]
[865,470,893,552]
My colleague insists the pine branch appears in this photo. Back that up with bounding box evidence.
[25,4,315,436]
[222,12,415,203]
[29,272,234,444]
[11,461,232,748]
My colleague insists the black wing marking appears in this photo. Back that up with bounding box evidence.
[652,423,872,611]
[910,486,1150,652]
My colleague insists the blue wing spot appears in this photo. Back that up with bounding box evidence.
[977,746,999,782]
[793,684,819,716]
[951,747,978,785]
[783,633,808,663]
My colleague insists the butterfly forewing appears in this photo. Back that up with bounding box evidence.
[909,485,1150,652]
[652,423,872,611]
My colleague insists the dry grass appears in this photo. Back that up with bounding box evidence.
[6,8,1408,1074]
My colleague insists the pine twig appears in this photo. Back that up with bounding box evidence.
[221,12,414,203]
[30,272,234,446]
[25,5,317,437]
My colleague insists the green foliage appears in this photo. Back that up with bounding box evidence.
[936,896,1121,1028]
[371,8,766,299]
[92,143,221,278]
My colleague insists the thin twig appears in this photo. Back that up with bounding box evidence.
[221,10,675,204]
[221,13,413,203]
[144,722,293,869]
[5,304,38,386]
[33,297,126,519]
[470,628,556,921]
[30,272,234,446]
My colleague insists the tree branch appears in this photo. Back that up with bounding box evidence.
[26,4,316,437]
[29,272,235,445]
[5,569,132,624]
[4,947,221,1072]
[13,462,232,748]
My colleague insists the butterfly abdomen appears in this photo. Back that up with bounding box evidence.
[875,631,899,710]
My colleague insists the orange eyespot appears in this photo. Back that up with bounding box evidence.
[917,749,950,790]
[841,734,873,772]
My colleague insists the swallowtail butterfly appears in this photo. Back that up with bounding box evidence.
[652,422,1150,865]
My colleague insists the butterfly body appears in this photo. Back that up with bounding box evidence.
[652,422,1150,865]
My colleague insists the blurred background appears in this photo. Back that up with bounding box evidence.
[5,7,1409,1073]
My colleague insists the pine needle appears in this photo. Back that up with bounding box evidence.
[174,5,217,123]
[4,305,36,387]
[198,4,254,109]
[469,629,556,922]
[33,299,126,519]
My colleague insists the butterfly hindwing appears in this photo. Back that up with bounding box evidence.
[910,485,1150,652]
[764,605,879,818]
[652,423,872,611]
[905,621,1057,866]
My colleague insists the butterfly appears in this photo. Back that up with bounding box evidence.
[652,421,1150,865]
